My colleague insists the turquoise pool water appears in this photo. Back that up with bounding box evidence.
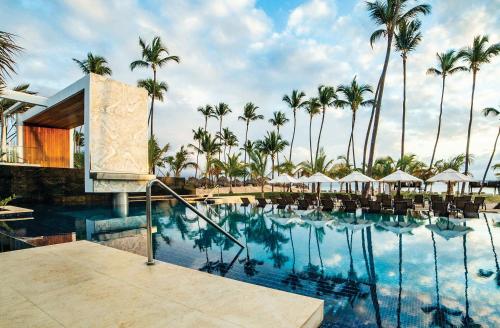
[2,202,499,327]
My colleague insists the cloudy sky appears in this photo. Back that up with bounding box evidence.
[2,0,499,178]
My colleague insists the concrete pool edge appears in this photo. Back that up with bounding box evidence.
[0,240,324,328]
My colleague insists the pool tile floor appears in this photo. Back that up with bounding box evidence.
[0,241,323,328]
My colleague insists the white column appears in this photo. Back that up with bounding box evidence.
[16,113,23,162]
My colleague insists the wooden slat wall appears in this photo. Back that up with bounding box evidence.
[23,125,70,168]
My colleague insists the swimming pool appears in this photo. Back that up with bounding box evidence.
[2,202,499,327]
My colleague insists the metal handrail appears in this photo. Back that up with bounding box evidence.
[146,179,244,265]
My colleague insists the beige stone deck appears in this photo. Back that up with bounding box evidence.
[0,241,323,328]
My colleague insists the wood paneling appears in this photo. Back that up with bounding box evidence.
[24,91,84,129]
[23,125,70,168]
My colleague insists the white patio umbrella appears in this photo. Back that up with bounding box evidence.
[379,170,423,195]
[425,223,472,240]
[304,172,337,200]
[339,171,376,193]
[269,174,299,184]
[269,174,298,192]
[427,169,475,194]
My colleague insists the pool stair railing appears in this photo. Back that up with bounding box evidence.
[145,179,244,265]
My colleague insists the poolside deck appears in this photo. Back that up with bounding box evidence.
[0,241,323,328]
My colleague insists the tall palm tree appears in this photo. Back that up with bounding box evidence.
[72,52,112,76]
[458,35,500,183]
[337,77,374,169]
[192,127,205,179]
[130,36,180,137]
[282,90,306,162]
[315,85,337,163]
[0,31,22,90]
[189,133,220,187]
[304,97,321,166]
[197,104,215,133]
[137,78,168,104]
[214,153,246,193]
[269,111,289,135]
[248,150,268,197]
[238,102,263,173]
[365,0,431,178]
[426,50,468,170]
[217,127,237,162]
[479,106,499,193]
[256,131,288,180]
[165,146,196,177]
[434,154,471,173]
[148,135,170,174]
[214,102,231,161]
[395,19,422,160]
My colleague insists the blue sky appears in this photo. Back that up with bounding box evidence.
[2,0,499,178]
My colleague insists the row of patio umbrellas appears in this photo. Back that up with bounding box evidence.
[270,168,475,188]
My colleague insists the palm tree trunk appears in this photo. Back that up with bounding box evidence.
[462,70,476,194]
[366,33,394,180]
[401,56,407,161]
[1,111,7,161]
[352,111,357,168]
[195,140,200,179]
[479,126,499,193]
[243,121,249,184]
[271,156,275,192]
[315,106,326,164]
[218,119,222,161]
[346,131,352,166]
[150,68,157,174]
[309,115,314,167]
[289,109,296,162]
[429,76,446,169]
[363,79,381,174]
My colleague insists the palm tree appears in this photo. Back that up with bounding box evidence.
[479,106,499,193]
[148,135,170,174]
[282,90,306,162]
[238,102,263,174]
[269,111,289,135]
[137,78,168,105]
[248,150,268,197]
[214,102,232,161]
[130,36,180,137]
[458,35,500,183]
[165,146,196,177]
[434,154,471,173]
[426,50,468,170]
[372,156,395,180]
[315,85,337,163]
[301,148,333,176]
[192,127,205,178]
[256,131,288,180]
[365,0,431,178]
[214,153,246,193]
[72,52,112,76]
[395,19,422,160]
[189,133,220,187]
[197,104,215,133]
[73,130,84,153]
[217,127,237,161]
[304,97,321,165]
[0,31,22,90]
[337,77,374,168]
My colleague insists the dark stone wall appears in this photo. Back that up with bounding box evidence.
[0,165,110,205]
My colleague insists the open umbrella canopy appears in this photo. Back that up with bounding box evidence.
[269,174,299,184]
[304,172,336,183]
[339,171,376,183]
[377,221,419,234]
[425,223,472,240]
[427,169,475,183]
[379,170,423,183]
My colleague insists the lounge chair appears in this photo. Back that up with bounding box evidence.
[394,194,404,202]
[270,196,280,205]
[394,201,409,216]
[461,195,472,202]
[359,197,370,209]
[431,201,449,217]
[297,199,310,211]
[381,196,393,210]
[240,197,251,207]
[276,198,288,210]
[256,197,268,208]
[431,195,443,204]
[367,201,382,213]
[473,196,486,210]
[414,194,424,206]
[454,198,467,211]
[321,197,335,212]
[445,194,455,204]
[283,195,296,205]
[342,200,358,213]
[463,202,480,218]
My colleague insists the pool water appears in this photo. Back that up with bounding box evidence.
[2,202,499,327]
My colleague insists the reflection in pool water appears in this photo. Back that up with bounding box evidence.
[1,202,498,327]
[151,203,499,327]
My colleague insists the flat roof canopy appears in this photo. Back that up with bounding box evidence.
[23,91,84,129]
